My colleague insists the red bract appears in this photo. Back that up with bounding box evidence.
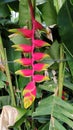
[34,39,50,48]
[34,20,43,30]
[34,63,48,72]
[33,52,50,61]
[23,81,36,108]
[12,44,32,53]
[14,58,32,66]
[34,74,50,82]
[18,28,32,38]
[15,69,32,77]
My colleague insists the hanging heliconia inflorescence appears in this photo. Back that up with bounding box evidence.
[12,0,50,109]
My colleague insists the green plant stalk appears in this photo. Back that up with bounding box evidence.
[58,44,65,98]
[4,49,16,106]
[33,0,36,18]
[0,35,5,60]
[0,35,16,106]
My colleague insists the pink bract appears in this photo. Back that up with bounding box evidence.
[33,52,49,61]
[34,39,50,48]
[34,63,48,72]
[34,74,49,82]
[15,58,32,66]
[18,28,32,38]
[23,81,36,108]
[34,20,43,30]
[15,69,32,77]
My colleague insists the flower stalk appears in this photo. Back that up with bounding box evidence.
[58,43,65,98]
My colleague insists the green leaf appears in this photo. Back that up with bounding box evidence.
[70,0,73,5]
[14,107,28,127]
[65,51,73,76]
[18,76,30,90]
[49,41,60,59]
[58,0,73,56]
[0,81,6,89]
[0,4,10,18]
[54,106,73,120]
[19,0,30,27]
[10,34,30,44]
[38,123,49,130]
[33,96,54,116]
[54,118,66,130]
[37,0,57,26]
[64,80,73,90]
[3,38,21,72]
[8,1,19,12]
[36,0,47,5]
[15,107,27,122]
[55,96,73,112]
[54,112,73,128]
[0,0,16,5]
[0,96,10,108]
[33,95,73,129]
[53,0,66,13]
[0,71,7,81]
[38,80,57,92]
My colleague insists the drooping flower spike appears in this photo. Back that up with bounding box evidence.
[12,0,50,109]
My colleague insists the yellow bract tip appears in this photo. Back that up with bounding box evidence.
[45,42,51,47]
[12,44,19,48]
[45,76,50,81]
[15,70,22,75]
[14,59,21,63]
[8,29,18,33]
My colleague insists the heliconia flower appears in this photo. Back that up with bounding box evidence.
[18,28,32,38]
[14,58,32,66]
[33,52,50,61]
[23,81,36,108]
[34,39,50,48]
[15,69,32,77]
[34,63,49,72]
[34,20,43,30]
[12,44,32,53]
[34,74,50,82]
[9,28,32,38]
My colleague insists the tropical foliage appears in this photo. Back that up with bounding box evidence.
[0,0,73,130]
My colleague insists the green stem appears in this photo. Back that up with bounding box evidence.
[31,103,35,129]
[0,35,5,60]
[4,49,16,106]
[33,0,36,18]
[0,35,16,106]
[58,44,65,98]
[15,75,21,106]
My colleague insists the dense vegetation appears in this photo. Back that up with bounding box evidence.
[0,0,73,130]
